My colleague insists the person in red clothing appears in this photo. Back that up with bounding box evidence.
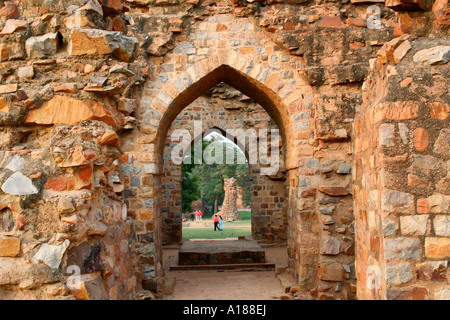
[199,210,203,222]
[213,214,220,231]
[194,210,200,223]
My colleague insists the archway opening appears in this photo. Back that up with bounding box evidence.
[154,65,292,168]
[160,81,288,246]
[146,64,294,295]
[180,130,253,241]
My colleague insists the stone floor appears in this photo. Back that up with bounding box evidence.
[162,242,291,300]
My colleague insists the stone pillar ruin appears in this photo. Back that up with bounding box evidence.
[354,36,450,300]
[236,186,245,209]
[218,177,241,222]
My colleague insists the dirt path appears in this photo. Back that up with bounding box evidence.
[162,247,289,300]
[183,220,250,229]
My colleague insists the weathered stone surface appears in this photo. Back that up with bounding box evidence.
[102,0,124,14]
[382,101,420,120]
[4,154,24,172]
[0,84,18,94]
[417,261,447,282]
[0,2,19,18]
[393,40,411,63]
[0,261,60,287]
[25,95,117,126]
[17,66,34,79]
[33,240,70,269]
[433,129,450,157]
[384,237,421,260]
[64,13,98,29]
[418,194,450,214]
[0,0,446,302]
[1,172,38,196]
[412,128,429,152]
[0,98,9,113]
[428,102,449,120]
[55,146,90,168]
[346,17,367,27]
[318,263,344,281]
[110,65,135,77]
[318,16,346,28]
[425,237,450,259]
[320,206,335,215]
[65,241,103,274]
[381,190,414,214]
[336,164,351,174]
[46,283,70,296]
[69,28,138,62]
[386,262,413,285]
[386,0,433,11]
[118,98,136,115]
[0,19,27,35]
[81,0,104,16]
[413,46,450,65]
[435,289,450,300]
[318,187,350,196]
[69,273,108,300]
[61,214,78,225]
[0,42,24,61]
[400,215,429,236]
[97,130,120,147]
[377,36,408,64]
[383,215,400,236]
[86,220,108,236]
[53,83,78,94]
[58,198,76,214]
[387,287,429,300]
[125,0,151,5]
[320,237,340,255]
[0,237,21,257]
[434,215,450,237]
[25,33,59,59]
[379,123,395,146]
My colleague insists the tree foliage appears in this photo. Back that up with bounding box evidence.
[181,135,251,215]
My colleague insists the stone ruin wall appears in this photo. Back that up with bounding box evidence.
[354,36,450,300]
[161,83,288,245]
[218,177,240,221]
[0,0,447,300]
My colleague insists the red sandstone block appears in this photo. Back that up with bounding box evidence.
[44,176,75,191]
[428,102,449,120]
[346,18,367,27]
[318,16,346,28]
[0,3,19,18]
[413,128,429,152]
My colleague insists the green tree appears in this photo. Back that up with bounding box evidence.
[181,143,201,213]
[181,135,252,215]
[193,136,251,214]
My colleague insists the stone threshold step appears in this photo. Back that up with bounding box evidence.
[170,263,276,271]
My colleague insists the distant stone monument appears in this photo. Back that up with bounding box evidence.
[236,185,245,209]
[218,177,241,221]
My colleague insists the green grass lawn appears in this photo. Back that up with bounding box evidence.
[182,210,252,239]
[224,211,251,226]
[182,227,251,239]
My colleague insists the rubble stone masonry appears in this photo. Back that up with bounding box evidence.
[0,0,448,300]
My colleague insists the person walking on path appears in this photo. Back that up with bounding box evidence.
[199,210,203,222]
[213,214,220,231]
[195,210,200,223]
[218,215,223,231]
